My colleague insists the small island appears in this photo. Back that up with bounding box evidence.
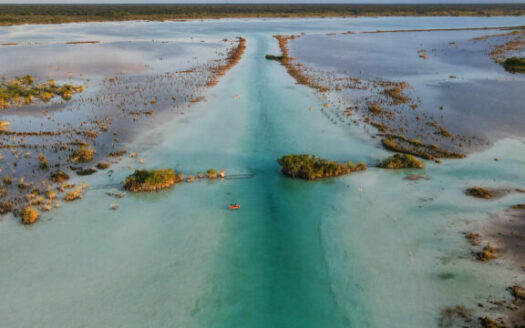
[466,187,493,199]
[277,154,366,180]
[265,54,287,61]
[477,243,497,261]
[378,153,426,169]
[49,170,70,183]
[123,168,181,192]
[71,145,94,163]
[21,206,39,225]
[501,56,525,74]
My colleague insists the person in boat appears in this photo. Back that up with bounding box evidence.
[229,203,240,209]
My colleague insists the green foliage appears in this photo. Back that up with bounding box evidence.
[72,145,94,163]
[64,188,82,201]
[49,170,69,183]
[438,305,474,328]
[21,206,39,225]
[367,102,382,114]
[3,176,13,185]
[466,187,493,199]
[38,153,49,170]
[378,153,425,169]
[96,162,110,170]
[502,56,525,73]
[45,190,57,200]
[265,54,287,61]
[206,169,218,178]
[76,168,97,176]
[107,150,127,157]
[277,154,366,180]
[479,317,503,328]
[0,201,13,214]
[381,137,465,160]
[477,243,496,261]
[0,75,84,109]
[123,168,177,192]
[510,285,525,300]
[1,4,524,26]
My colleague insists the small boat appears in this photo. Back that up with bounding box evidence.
[229,204,240,210]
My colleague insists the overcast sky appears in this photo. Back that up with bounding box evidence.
[2,0,525,3]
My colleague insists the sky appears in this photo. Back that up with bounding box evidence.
[2,0,525,3]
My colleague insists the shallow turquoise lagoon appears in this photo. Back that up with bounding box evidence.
[0,17,524,328]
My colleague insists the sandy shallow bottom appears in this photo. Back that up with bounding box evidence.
[0,17,524,328]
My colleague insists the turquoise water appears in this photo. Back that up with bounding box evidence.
[1,18,525,328]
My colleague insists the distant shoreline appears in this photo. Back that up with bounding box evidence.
[1,3,525,26]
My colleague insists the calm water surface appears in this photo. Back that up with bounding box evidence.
[289,26,525,149]
[0,17,524,328]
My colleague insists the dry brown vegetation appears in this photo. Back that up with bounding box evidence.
[273,35,328,92]
[477,243,497,261]
[464,232,481,246]
[473,28,525,73]
[378,153,425,169]
[21,206,39,225]
[382,85,410,104]
[381,135,465,160]
[65,41,100,45]
[466,187,493,199]
[450,198,525,327]
[488,30,525,63]
[0,37,245,221]
[207,36,246,86]
[271,33,471,161]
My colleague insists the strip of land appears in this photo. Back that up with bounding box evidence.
[362,25,525,34]
[1,4,525,26]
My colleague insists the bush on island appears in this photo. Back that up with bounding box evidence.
[123,168,178,192]
[50,170,69,183]
[477,243,496,261]
[378,153,425,169]
[502,56,525,73]
[277,154,366,180]
[206,169,218,179]
[265,54,287,61]
[466,187,493,199]
[72,145,94,163]
[96,162,110,170]
[510,285,525,300]
[76,168,97,176]
[45,190,57,200]
[21,206,39,225]
[38,153,49,170]
[64,188,83,201]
